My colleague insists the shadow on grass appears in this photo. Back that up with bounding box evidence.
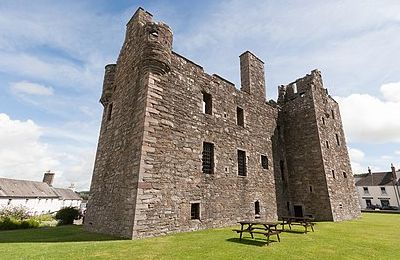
[0,225,125,243]
[226,237,280,247]
[280,229,307,234]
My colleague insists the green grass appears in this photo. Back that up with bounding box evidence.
[0,213,398,259]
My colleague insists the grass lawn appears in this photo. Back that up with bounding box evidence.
[0,213,398,259]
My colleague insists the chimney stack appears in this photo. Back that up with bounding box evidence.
[43,171,55,186]
[391,163,397,181]
[368,166,371,175]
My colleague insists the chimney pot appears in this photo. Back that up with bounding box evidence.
[43,171,55,186]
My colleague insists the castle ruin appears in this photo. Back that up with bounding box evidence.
[85,8,360,239]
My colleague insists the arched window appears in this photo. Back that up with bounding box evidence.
[255,201,260,218]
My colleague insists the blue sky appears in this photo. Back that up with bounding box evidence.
[0,0,399,190]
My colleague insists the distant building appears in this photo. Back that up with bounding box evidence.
[354,165,400,210]
[0,171,82,215]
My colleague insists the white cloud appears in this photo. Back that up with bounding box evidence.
[10,81,53,96]
[0,113,94,190]
[380,82,400,102]
[336,82,400,143]
[349,148,365,162]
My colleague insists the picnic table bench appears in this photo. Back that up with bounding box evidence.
[232,221,281,246]
[280,216,315,233]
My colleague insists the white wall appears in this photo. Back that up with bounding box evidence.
[357,185,400,209]
[0,197,81,215]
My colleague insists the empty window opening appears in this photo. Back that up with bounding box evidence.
[326,141,329,149]
[331,110,335,119]
[261,155,268,169]
[381,187,387,195]
[202,92,212,115]
[339,203,343,209]
[322,117,325,125]
[255,201,260,218]
[292,83,298,94]
[336,134,340,146]
[202,142,214,174]
[7,199,12,205]
[191,203,200,220]
[299,92,305,97]
[236,107,244,127]
[107,103,113,121]
[332,170,336,179]
[286,201,290,211]
[237,150,247,176]
[280,160,285,180]
[363,187,369,194]
[309,185,313,193]
[343,172,347,178]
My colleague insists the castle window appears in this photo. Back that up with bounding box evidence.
[309,185,313,193]
[331,110,335,119]
[326,141,329,149]
[343,172,347,178]
[236,107,244,127]
[336,134,340,146]
[202,92,212,115]
[261,155,268,169]
[255,201,260,218]
[107,103,113,121]
[332,170,336,179]
[292,83,297,93]
[322,117,325,125]
[286,201,290,211]
[191,203,200,220]
[237,150,247,176]
[339,203,343,209]
[202,142,214,174]
[280,160,285,180]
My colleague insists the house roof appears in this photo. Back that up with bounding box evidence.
[0,178,58,198]
[0,177,81,200]
[355,172,397,187]
[53,188,82,200]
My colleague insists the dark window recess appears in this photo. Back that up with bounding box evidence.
[280,160,285,180]
[322,117,325,125]
[202,142,214,174]
[343,172,347,178]
[332,170,336,179]
[331,110,335,119]
[237,150,247,176]
[261,155,268,169]
[107,103,113,121]
[336,134,340,146]
[363,187,369,194]
[202,92,212,115]
[309,186,313,193]
[286,201,290,211]
[381,187,387,194]
[237,107,244,126]
[191,203,200,220]
[255,201,260,217]
[326,141,329,149]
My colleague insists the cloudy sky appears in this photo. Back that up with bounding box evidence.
[0,0,399,190]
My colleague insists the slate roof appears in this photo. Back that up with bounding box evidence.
[0,177,81,200]
[355,172,398,187]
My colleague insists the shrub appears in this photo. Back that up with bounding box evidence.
[55,207,79,225]
[0,206,30,220]
[0,217,40,230]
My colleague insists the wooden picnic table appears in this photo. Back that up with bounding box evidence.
[232,221,281,246]
[280,216,315,233]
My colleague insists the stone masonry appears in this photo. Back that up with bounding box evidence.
[84,7,361,239]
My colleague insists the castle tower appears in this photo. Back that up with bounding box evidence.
[277,70,360,220]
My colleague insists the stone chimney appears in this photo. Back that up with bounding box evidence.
[368,166,372,175]
[391,163,397,181]
[42,171,55,186]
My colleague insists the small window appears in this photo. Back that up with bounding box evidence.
[380,199,389,207]
[381,187,387,195]
[343,172,347,178]
[236,107,244,127]
[309,185,313,193]
[7,199,12,205]
[322,117,325,125]
[237,150,247,176]
[202,142,214,174]
[107,103,113,121]
[286,201,290,211]
[261,155,268,169]
[326,141,329,149]
[332,170,336,179]
[339,203,343,209]
[255,201,260,217]
[335,134,340,146]
[191,203,200,220]
[280,160,285,180]
[331,110,335,119]
[202,92,212,115]
[363,187,369,194]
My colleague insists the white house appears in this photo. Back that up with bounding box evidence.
[354,165,400,210]
[0,172,82,215]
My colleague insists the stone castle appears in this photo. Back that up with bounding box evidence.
[85,8,360,239]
